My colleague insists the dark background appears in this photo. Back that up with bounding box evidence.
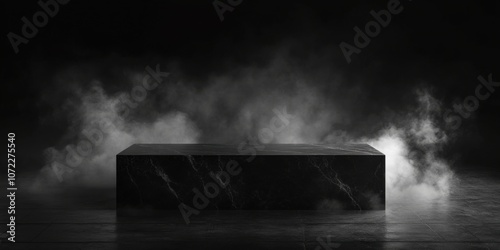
[1,0,500,185]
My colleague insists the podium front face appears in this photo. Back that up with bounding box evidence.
[116,144,385,214]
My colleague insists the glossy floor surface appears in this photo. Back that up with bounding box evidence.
[1,169,499,249]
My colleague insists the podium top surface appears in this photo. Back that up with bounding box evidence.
[118,144,384,156]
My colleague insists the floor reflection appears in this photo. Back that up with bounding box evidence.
[1,170,500,249]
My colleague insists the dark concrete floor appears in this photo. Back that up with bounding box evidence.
[1,169,500,249]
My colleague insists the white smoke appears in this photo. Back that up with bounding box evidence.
[33,58,455,205]
[270,88,455,203]
[367,126,454,203]
[365,90,454,202]
[34,80,200,189]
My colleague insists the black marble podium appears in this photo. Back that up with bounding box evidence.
[117,144,385,213]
